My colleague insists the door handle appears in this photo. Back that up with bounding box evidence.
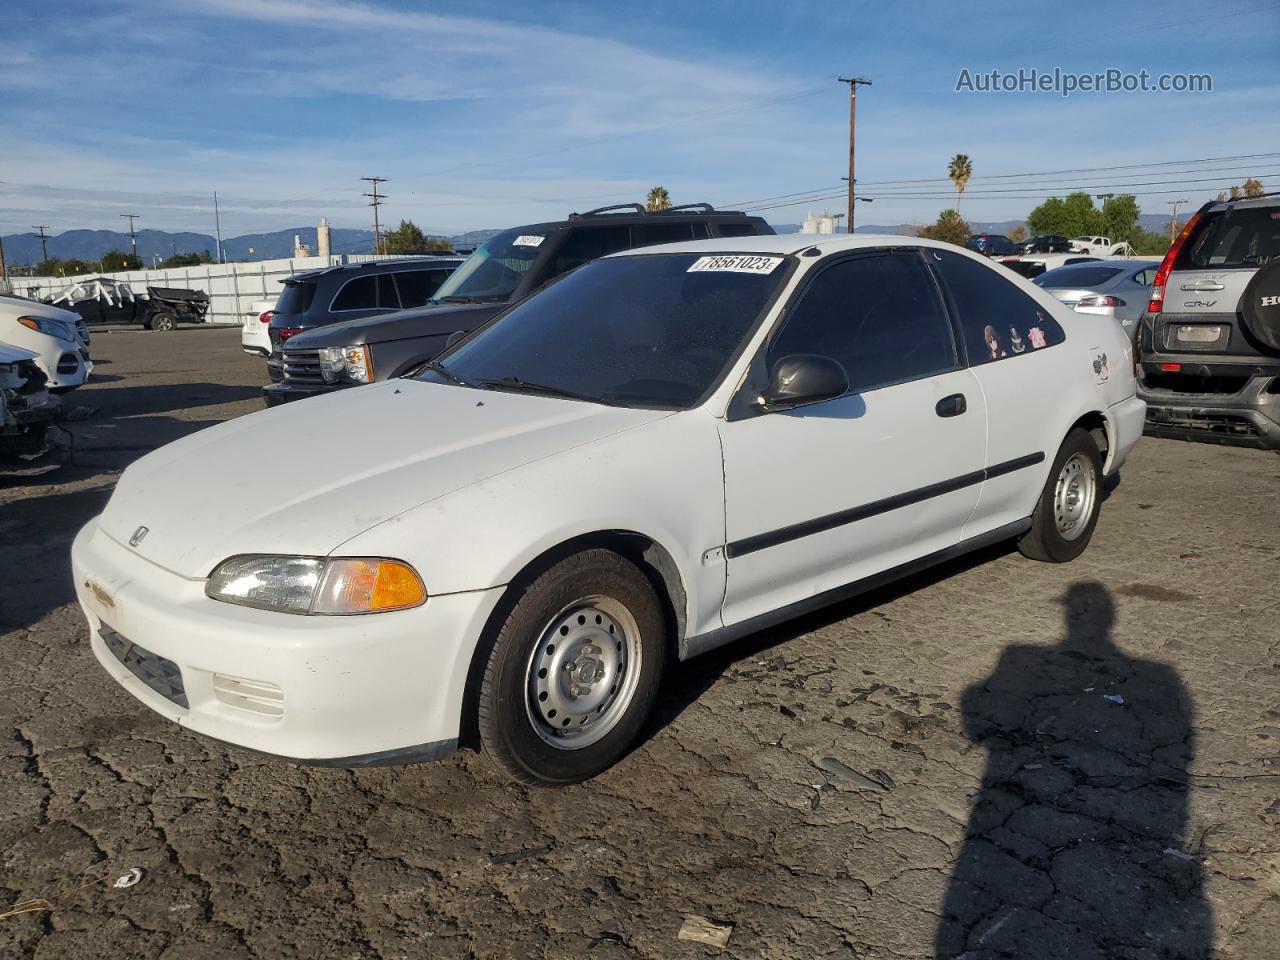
[1180,281,1224,291]
[936,393,967,418]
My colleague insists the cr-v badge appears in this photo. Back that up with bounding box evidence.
[129,526,149,547]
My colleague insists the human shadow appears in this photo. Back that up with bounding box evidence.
[935,582,1212,959]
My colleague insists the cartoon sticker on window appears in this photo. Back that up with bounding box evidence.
[1009,327,1026,354]
[1027,326,1047,349]
[982,324,1007,360]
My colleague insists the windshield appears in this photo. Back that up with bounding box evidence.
[1035,266,1125,288]
[422,252,792,410]
[1177,206,1280,269]
[431,228,551,302]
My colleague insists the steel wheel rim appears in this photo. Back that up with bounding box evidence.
[1053,452,1096,541]
[524,596,642,750]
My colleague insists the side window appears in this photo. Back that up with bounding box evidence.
[1133,268,1155,286]
[331,275,376,311]
[716,222,763,237]
[768,252,958,394]
[550,226,632,275]
[630,222,695,247]
[394,269,448,308]
[378,273,399,308]
[932,250,1064,364]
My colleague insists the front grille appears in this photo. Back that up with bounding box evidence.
[56,353,79,373]
[282,348,323,384]
[1146,409,1259,439]
[101,625,188,708]
[1142,371,1250,395]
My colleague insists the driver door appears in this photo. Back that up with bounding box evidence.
[717,250,987,627]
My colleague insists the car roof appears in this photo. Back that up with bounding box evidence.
[289,256,465,283]
[508,211,767,234]
[1043,259,1161,273]
[1204,193,1279,212]
[605,232,971,258]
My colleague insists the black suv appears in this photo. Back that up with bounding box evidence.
[1023,235,1072,254]
[1137,194,1280,449]
[266,256,463,381]
[263,203,774,405]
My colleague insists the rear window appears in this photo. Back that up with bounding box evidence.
[276,281,316,315]
[1035,266,1125,288]
[1177,206,1280,269]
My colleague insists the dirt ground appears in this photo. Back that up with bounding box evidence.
[1,326,1278,959]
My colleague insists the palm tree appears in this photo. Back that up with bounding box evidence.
[646,186,672,212]
[948,154,973,214]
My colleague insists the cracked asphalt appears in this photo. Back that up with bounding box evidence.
[2,327,1278,959]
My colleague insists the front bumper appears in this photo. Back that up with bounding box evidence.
[1138,365,1280,450]
[262,380,355,406]
[72,519,505,764]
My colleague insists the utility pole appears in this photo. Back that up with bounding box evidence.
[362,177,388,255]
[213,192,224,264]
[32,225,49,262]
[120,214,140,260]
[1167,199,1188,242]
[837,76,871,233]
[0,233,8,283]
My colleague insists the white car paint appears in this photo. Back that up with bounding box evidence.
[241,298,275,356]
[0,297,92,390]
[72,233,1144,765]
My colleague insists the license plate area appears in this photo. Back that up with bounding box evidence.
[1176,325,1224,343]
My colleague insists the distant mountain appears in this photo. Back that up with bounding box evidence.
[772,212,1174,238]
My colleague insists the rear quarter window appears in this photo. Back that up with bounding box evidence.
[933,250,1065,364]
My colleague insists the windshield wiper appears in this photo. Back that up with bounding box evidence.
[424,360,472,387]
[475,376,607,404]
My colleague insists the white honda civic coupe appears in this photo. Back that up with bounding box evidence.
[72,234,1145,784]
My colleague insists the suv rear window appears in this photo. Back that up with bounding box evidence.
[1177,206,1280,269]
[276,281,316,315]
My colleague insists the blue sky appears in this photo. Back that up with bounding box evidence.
[2,0,1277,237]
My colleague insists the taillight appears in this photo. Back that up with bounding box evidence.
[276,326,303,343]
[1160,363,1182,372]
[259,310,273,324]
[1148,212,1202,315]
[1078,295,1125,308]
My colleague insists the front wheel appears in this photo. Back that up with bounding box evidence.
[1018,428,1103,563]
[477,549,667,785]
[147,310,177,332]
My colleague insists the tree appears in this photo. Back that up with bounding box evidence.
[1100,195,1141,243]
[947,154,973,214]
[1027,192,1108,238]
[646,186,672,212]
[101,250,143,272]
[1130,229,1171,256]
[916,209,970,246]
[382,220,452,255]
[1008,224,1028,244]
[161,250,212,268]
[1216,178,1265,201]
[36,257,94,277]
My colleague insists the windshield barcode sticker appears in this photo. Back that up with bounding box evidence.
[687,255,782,274]
[513,235,545,247]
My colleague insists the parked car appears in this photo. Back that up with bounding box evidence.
[1024,235,1073,254]
[966,234,1020,257]
[999,254,1102,280]
[0,297,92,390]
[265,257,464,379]
[49,278,210,331]
[242,299,276,357]
[1072,235,1111,254]
[0,344,60,462]
[1138,193,1280,448]
[264,203,774,406]
[1034,260,1161,336]
[73,233,1143,784]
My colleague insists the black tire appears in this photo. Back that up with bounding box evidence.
[477,549,667,785]
[1018,428,1103,563]
[148,310,177,332]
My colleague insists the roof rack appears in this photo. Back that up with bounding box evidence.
[570,203,646,218]
[656,203,716,215]
[1222,191,1280,203]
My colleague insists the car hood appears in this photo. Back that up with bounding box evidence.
[97,379,670,578]
[289,301,506,348]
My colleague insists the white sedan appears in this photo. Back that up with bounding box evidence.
[72,234,1144,784]
[1,295,92,390]
[241,299,276,357]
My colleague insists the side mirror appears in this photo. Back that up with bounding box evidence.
[760,354,849,412]
[444,330,467,348]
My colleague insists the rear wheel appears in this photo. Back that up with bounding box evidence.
[477,549,666,785]
[1018,428,1103,562]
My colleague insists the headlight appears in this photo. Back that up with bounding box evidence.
[206,555,425,615]
[318,345,373,383]
[17,315,73,341]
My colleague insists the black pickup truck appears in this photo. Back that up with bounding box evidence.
[263,203,774,406]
